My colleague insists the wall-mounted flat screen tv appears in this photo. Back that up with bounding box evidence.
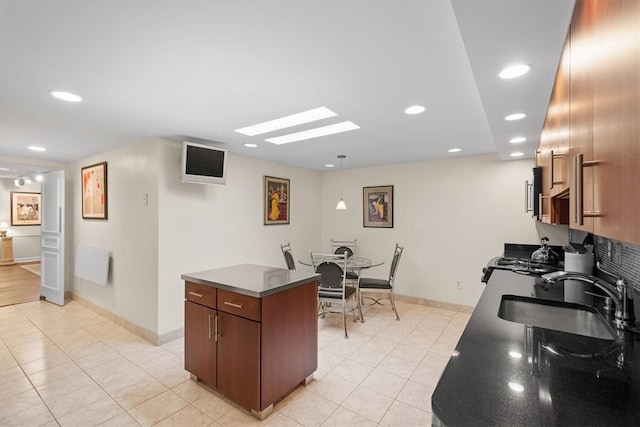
[181,141,227,185]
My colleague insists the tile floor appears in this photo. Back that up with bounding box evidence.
[0,298,469,426]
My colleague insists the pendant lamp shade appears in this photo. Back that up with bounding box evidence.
[336,155,347,210]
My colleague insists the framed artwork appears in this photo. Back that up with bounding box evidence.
[82,161,108,220]
[264,176,290,225]
[363,185,394,228]
[10,192,41,226]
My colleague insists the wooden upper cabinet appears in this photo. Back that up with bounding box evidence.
[591,0,640,244]
[569,2,596,233]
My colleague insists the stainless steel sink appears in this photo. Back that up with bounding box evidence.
[498,294,618,340]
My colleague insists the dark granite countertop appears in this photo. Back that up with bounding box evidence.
[432,269,640,427]
[181,263,319,298]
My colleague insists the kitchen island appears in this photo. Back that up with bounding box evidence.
[432,269,640,426]
[181,264,320,419]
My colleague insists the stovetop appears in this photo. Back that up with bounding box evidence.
[481,243,565,283]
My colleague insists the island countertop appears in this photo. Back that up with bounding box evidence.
[432,269,640,427]
[181,263,320,298]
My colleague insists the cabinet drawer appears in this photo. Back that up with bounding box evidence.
[185,282,217,308]
[218,289,261,321]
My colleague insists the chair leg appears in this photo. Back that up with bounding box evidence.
[390,290,400,321]
[342,303,349,339]
[358,289,365,323]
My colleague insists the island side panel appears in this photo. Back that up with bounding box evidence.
[260,280,318,409]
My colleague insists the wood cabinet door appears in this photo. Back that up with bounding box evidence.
[216,312,260,410]
[569,1,596,233]
[592,0,640,244]
[184,301,217,386]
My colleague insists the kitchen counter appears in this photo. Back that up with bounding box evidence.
[432,269,640,427]
[181,263,319,297]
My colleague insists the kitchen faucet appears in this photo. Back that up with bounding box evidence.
[541,268,636,330]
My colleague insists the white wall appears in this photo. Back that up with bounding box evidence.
[319,154,547,306]
[71,139,160,333]
[0,177,42,261]
[8,144,567,337]
[157,139,322,335]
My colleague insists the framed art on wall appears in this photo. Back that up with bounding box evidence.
[264,176,290,225]
[10,192,41,226]
[82,161,108,220]
[363,185,394,228]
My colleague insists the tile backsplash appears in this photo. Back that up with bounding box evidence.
[594,236,640,293]
[570,229,640,292]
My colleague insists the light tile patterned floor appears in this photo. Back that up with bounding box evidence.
[0,299,469,426]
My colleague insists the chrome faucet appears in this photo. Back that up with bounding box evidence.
[541,269,636,330]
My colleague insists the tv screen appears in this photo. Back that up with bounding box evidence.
[181,141,227,185]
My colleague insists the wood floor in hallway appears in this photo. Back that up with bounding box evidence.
[0,263,41,307]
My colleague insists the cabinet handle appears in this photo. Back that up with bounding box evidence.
[223,301,243,309]
[549,150,554,190]
[550,151,565,188]
[214,315,218,342]
[188,291,205,298]
[575,153,602,225]
[524,180,533,213]
[208,313,212,340]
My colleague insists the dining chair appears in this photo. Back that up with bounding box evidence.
[311,251,362,339]
[280,242,296,270]
[359,243,404,321]
[331,239,359,281]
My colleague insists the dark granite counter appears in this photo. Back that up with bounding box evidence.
[181,263,320,298]
[432,269,640,427]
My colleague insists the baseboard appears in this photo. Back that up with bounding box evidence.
[363,291,475,314]
[15,257,41,264]
[68,292,183,346]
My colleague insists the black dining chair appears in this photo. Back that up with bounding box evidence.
[280,242,296,270]
[331,239,359,281]
[311,252,361,339]
[359,243,404,321]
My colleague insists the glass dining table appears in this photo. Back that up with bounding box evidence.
[298,255,384,270]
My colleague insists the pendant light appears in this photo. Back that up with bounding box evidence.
[336,155,347,210]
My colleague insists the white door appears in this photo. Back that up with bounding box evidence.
[40,170,65,306]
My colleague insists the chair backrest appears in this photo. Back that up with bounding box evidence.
[311,252,348,290]
[280,242,296,270]
[388,244,404,284]
[331,239,357,258]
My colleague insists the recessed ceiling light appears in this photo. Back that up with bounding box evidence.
[509,137,526,143]
[243,143,258,148]
[265,121,360,145]
[48,90,82,102]
[28,146,47,152]
[510,152,525,157]
[325,164,335,168]
[235,107,337,136]
[499,64,532,79]
[35,175,44,182]
[505,113,527,121]
[448,148,462,153]
[405,105,426,115]
[508,382,525,393]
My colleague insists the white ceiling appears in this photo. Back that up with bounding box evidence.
[0,0,575,178]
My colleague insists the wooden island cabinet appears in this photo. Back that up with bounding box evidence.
[182,264,319,419]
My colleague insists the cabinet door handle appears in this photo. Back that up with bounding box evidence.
[214,315,218,342]
[549,150,554,190]
[223,301,243,309]
[208,313,212,340]
[575,153,602,225]
[188,291,205,298]
[524,180,533,213]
